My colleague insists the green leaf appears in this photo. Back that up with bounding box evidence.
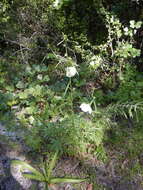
[50,177,86,184]
[5,85,15,91]
[18,92,28,99]
[23,173,45,181]
[46,53,56,59]
[46,151,58,181]
[135,21,142,29]
[25,106,36,114]
[11,160,45,181]
[43,75,50,82]
[16,81,25,89]
[130,20,135,28]
[33,65,41,72]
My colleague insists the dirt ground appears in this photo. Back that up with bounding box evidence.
[1,124,143,190]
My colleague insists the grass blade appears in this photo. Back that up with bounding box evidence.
[47,151,58,181]
[50,177,86,184]
[23,173,45,181]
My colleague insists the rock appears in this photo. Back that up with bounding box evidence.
[0,123,38,190]
[11,163,32,190]
[0,176,24,190]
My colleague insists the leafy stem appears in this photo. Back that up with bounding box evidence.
[63,78,71,97]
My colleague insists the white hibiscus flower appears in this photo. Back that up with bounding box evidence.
[80,103,92,114]
[66,66,77,78]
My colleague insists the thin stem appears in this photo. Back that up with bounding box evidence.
[90,97,95,105]
[63,78,71,97]
[45,183,49,190]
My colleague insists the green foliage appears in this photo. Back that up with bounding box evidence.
[24,113,110,155]
[12,152,86,190]
[107,65,143,104]
[0,0,10,23]
[107,101,143,120]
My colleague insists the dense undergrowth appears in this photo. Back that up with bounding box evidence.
[0,0,143,188]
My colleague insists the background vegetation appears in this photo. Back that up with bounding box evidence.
[0,0,143,189]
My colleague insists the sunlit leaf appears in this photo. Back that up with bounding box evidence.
[12,160,44,181]
[50,177,86,184]
[47,151,58,181]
